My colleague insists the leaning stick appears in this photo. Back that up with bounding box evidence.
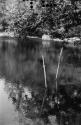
[40,54,47,114]
[42,54,47,89]
[56,47,63,93]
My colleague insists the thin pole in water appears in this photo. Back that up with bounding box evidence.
[42,54,47,89]
[40,53,48,114]
[55,47,63,99]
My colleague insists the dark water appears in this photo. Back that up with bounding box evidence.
[0,37,81,125]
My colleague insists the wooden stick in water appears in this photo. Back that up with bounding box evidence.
[40,54,47,114]
[56,47,63,94]
[42,55,47,89]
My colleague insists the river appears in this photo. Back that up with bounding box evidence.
[0,37,81,125]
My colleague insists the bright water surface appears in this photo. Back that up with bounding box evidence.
[0,79,19,125]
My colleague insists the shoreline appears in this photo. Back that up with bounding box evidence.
[0,32,14,37]
[0,32,80,45]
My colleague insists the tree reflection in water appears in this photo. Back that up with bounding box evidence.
[4,81,81,125]
[5,81,57,124]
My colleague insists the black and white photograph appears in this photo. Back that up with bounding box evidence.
[0,0,81,125]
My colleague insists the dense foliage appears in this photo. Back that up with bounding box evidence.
[0,0,81,38]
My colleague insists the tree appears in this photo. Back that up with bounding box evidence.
[0,0,6,29]
[4,0,81,38]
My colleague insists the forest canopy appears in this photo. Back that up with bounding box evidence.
[0,0,81,38]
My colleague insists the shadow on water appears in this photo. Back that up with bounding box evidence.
[1,37,81,124]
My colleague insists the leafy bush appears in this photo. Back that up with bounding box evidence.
[4,0,81,39]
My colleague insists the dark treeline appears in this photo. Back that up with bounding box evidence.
[0,0,81,39]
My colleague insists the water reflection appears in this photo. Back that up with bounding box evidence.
[5,80,57,125]
[0,79,19,125]
[4,78,81,125]
[0,37,81,124]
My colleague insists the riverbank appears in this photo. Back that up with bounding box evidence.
[0,31,80,42]
[26,35,81,48]
[0,32,14,37]
[27,35,81,43]
[0,32,81,48]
